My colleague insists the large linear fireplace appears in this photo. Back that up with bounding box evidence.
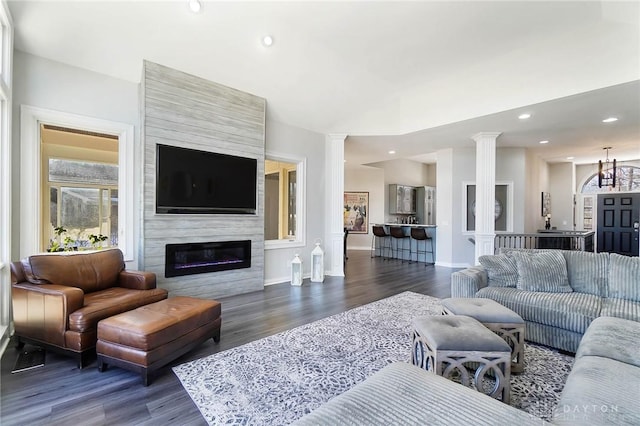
[165,240,251,278]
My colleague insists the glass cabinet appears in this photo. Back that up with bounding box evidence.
[389,184,416,214]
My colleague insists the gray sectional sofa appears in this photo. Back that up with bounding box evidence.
[553,316,640,425]
[293,249,640,425]
[293,315,640,425]
[451,249,640,352]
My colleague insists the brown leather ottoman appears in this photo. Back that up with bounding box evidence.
[97,296,221,385]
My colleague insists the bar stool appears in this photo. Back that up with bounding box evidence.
[410,227,434,265]
[389,226,410,262]
[371,225,391,259]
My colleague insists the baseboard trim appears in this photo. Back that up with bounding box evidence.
[347,246,372,251]
[436,261,472,268]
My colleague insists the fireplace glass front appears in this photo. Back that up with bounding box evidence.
[165,240,251,278]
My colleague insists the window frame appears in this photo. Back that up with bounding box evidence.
[20,106,135,261]
[0,0,12,351]
[264,152,306,250]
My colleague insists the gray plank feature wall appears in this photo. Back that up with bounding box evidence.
[141,61,265,298]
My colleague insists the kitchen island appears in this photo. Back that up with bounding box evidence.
[372,224,437,263]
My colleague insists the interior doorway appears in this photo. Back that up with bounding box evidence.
[597,193,640,256]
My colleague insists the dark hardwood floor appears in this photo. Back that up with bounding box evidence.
[0,250,456,425]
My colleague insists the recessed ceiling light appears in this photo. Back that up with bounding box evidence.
[602,117,618,123]
[188,0,201,13]
[566,156,575,160]
[262,35,274,47]
[518,113,531,120]
[388,150,396,155]
[539,140,549,144]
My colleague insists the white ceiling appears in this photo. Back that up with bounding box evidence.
[8,1,640,167]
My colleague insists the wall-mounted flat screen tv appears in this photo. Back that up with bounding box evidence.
[156,144,257,214]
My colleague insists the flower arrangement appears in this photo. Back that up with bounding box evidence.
[47,226,73,252]
[88,233,109,249]
[47,226,109,252]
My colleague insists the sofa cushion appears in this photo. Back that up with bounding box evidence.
[476,287,600,334]
[479,254,518,288]
[575,316,640,368]
[68,287,168,332]
[511,251,572,293]
[562,250,609,297]
[553,356,640,425]
[292,362,546,426]
[600,298,640,322]
[23,249,125,293]
[608,253,640,302]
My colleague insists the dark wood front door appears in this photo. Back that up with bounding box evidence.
[597,193,640,256]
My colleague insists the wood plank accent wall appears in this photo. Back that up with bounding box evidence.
[141,61,266,298]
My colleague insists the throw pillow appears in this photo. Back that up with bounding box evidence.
[479,254,518,288]
[608,253,640,302]
[512,250,573,293]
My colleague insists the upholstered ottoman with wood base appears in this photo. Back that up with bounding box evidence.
[442,298,525,373]
[97,296,221,385]
[411,315,512,403]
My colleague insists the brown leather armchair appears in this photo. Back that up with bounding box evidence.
[11,248,168,368]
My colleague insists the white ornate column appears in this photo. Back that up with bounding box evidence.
[472,132,502,263]
[326,133,347,277]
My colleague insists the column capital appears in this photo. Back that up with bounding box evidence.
[327,133,348,143]
[471,132,502,143]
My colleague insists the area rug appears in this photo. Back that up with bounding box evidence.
[173,292,574,425]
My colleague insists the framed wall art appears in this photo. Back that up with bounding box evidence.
[541,192,551,217]
[344,191,369,234]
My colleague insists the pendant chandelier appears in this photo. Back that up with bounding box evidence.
[598,147,617,188]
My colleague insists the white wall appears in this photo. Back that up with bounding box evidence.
[496,148,527,233]
[264,119,326,285]
[525,152,546,232]
[436,149,455,266]
[344,165,385,250]
[11,51,140,265]
[426,163,437,186]
[452,147,477,267]
[549,162,575,230]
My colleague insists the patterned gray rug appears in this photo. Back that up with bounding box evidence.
[173,291,574,425]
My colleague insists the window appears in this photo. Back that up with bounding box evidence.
[463,182,514,233]
[265,155,305,249]
[582,195,593,231]
[41,127,119,251]
[47,162,118,249]
[582,166,640,193]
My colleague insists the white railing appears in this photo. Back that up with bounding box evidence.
[495,231,595,253]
